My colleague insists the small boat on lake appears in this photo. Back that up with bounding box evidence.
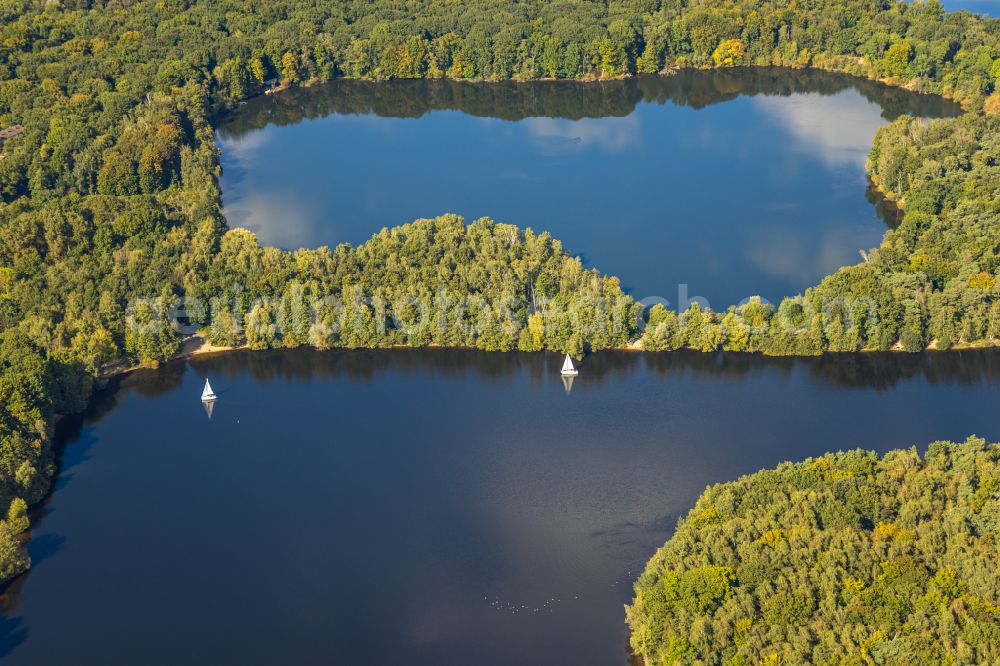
[560,354,579,377]
[201,378,217,402]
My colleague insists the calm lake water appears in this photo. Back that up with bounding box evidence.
[2,349,999,665]
[218,68,959,307]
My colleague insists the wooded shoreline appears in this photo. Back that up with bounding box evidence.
[2,3,1000,650]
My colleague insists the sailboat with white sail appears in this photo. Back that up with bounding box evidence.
[201,378,216,402]
[560,354,579,377]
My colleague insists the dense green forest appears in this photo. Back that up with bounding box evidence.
[626,438,1000,664]
[199,214,638,354]
[0,0,999,581]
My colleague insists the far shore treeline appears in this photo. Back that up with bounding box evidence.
[1,0,1000,593]
[216,68,960,135]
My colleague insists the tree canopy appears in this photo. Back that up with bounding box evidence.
[627,438,1000,664]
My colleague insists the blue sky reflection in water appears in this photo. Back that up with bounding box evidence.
[218,69,958,307]
[1,349,999,665]
[938,0,997,15]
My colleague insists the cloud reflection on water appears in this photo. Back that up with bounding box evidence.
[750,91,885,169]
[523,115,642,155]
[744,224,869,286]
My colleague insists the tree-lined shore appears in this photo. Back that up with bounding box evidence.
[627,438,1000,664]
[1,0,1000,597]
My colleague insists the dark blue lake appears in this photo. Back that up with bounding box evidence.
[218,69,958,308]
[1,349,999,665]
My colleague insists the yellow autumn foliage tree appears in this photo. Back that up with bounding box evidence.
[712,39,746,67]
[985,92,1000,116]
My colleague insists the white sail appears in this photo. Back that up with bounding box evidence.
[560,354,579,376]
[201,378,216,401]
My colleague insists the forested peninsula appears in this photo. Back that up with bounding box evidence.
[1,0,999,584]
[627,438,1000,664]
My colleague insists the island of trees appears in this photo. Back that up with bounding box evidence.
[627,438,1000,664]
[0,0,999,597]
